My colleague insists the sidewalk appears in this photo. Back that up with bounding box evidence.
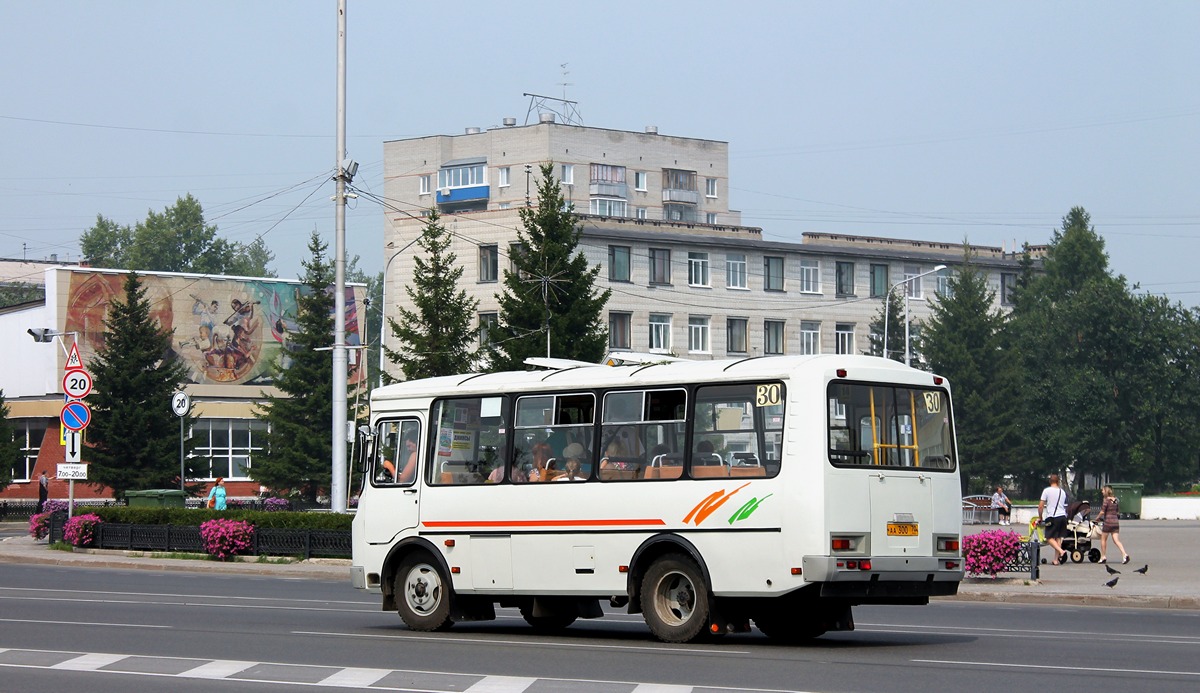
[2,520,1197,610]
[949,519,1200,609]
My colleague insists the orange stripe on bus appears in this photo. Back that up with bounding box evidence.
[422,519,667,528]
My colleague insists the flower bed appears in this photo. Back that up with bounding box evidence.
[199,518,255,560]
[962,529,1023,577]
[63,513,102,547]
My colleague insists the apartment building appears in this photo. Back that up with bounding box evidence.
[380,118,1032,379]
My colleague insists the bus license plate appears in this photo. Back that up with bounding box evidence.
[887,522,919,536]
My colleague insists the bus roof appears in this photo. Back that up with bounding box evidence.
[371,354,947,406]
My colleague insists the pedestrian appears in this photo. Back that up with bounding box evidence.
[205,477,227,510]
[37,471,49,513]
[1097,485,1130,565]
[990,485,1012,525]
[1037,473,1070,565]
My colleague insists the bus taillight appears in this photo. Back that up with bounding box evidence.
[938,537,960,552]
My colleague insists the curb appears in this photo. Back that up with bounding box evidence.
[0,543,347,581]
[944,591,1200,610]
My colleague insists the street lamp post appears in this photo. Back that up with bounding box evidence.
[882,265,946,366]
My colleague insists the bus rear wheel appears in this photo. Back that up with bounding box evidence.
[640,555,710,643]
[395,552,454,631]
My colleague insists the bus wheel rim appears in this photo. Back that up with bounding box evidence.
[656,570,696,625]
[404,564,442,615]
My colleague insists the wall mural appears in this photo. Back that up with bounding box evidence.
[63,272,365,387]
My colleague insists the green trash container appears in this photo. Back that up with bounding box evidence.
[1107,483,1143,519]
[126,489,187,508]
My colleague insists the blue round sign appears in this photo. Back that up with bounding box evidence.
[61,401,91,431]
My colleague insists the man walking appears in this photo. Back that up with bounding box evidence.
[37,471,48,513]
[1038,473,1069,565]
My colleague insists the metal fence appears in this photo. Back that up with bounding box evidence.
[46,512,351,560]
[1,499,123,523]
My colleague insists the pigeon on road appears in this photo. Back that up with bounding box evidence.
[1104,564,1121,575]
[1104,577,1119,588]
[1133,564,1149,574]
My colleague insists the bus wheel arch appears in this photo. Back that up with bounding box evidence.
[381,538,449,613]
[627,534,711,616]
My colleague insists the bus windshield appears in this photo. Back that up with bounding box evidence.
[827,382,955,470]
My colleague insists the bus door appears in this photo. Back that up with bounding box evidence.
[865,407,934,556]
[363,418,423,545]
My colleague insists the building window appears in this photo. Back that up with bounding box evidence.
[726,253,747,289]
[634,171,648,191]
[936,270,952,298]
[590,163,625,184]
[705,178,718,198]
[609,246,631,282]
[836,261,855,296]
[609,312,631,350]
[479,312,498,347]
[635,207,647,220]
[419,175,431,195]
[191,418,267,480]
[498,202,511,209]
[903,265,923,298]
[560,164,574,185]
[498,167,510,187]
[1001,273,1017,306]
[800,321,820,355]
[688,316,711,353]
[649,248,671,285]
[870,264,889,298]
[509,242,527,277]
[479,245,498,282]
[835,323,855,355]
[663,168,697,191]
[727,318,748,354]
[590,198,627,217]
[764,320,785,355]
[438,164,485,190]
[799,259,820,293]
[706,212,717,224]
[11,419,48,482]
[764,256,785,292]
[649,313,672,352]
[688,252,710,287]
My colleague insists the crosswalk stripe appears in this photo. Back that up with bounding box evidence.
[316,666,393,687]
[51,653,128,671]
[177,659,256,678]
[463,675,539,692]
[633,685,695,693]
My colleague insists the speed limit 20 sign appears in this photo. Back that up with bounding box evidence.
[63,370,93,399]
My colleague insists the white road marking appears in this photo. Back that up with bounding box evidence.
[632,685,696,693]
[914,659,1200,677]
[51,652,128,670]
[292,629,749,655]
[463,675,538,692]
[0,617,170,628]
[177,659,256,678]
[316,666,393,687]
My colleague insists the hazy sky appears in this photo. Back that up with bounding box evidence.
[2,1,1197,304]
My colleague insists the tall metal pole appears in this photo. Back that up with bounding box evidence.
[903,290,911,367]
[330,0,349,513]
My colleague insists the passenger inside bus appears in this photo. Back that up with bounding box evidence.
[528,442,558,482]
[555,443,588,481]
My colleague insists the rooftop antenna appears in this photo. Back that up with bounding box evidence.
[524,89,583,126]
[558,62,573,101]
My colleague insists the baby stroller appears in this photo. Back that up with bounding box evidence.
[1061,499,1102,563]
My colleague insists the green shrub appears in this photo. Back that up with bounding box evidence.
[89,507,353,530]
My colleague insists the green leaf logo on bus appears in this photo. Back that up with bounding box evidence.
[683,483,770,525]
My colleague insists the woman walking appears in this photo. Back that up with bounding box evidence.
[1098,485,1129,565]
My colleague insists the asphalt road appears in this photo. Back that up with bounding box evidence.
[1,563,1198,692]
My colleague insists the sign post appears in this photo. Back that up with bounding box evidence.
[172,392,191,491]
[57,463,87,518]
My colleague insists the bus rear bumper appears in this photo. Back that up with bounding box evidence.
[801,555,962,600]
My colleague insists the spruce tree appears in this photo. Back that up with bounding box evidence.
[0,390,18,489]
[865,289,907,361]
[919,247,1022,492]
[85,272,191,496]
[487,162,611,370]
[254,231,337,502]
[384,210,478,380]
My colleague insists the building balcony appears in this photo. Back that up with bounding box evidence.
[590,182,627,198]
[662,188,700,204]
[436,185,489,205]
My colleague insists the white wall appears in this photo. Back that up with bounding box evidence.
[0,303,61,398]
[1141,497,1200,520]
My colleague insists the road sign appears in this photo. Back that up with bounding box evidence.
[61,401,91,431]
[63,370,93,399]
[57,463,87,480]
[171,391,191,417]
[64,429,82,462]
[65,342,84,371]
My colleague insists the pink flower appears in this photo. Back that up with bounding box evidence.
[63,513,102,547]
[962,529,1022,577]
[199,518,255,560]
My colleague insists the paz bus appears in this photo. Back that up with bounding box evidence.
[350,354,963,643]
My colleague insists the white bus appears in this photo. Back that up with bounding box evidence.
[351,354,963,643]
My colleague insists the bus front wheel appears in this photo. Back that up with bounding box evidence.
[395,552,454,631]
[640,555,711,643]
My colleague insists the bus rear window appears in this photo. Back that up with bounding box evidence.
[827,383,954,470]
